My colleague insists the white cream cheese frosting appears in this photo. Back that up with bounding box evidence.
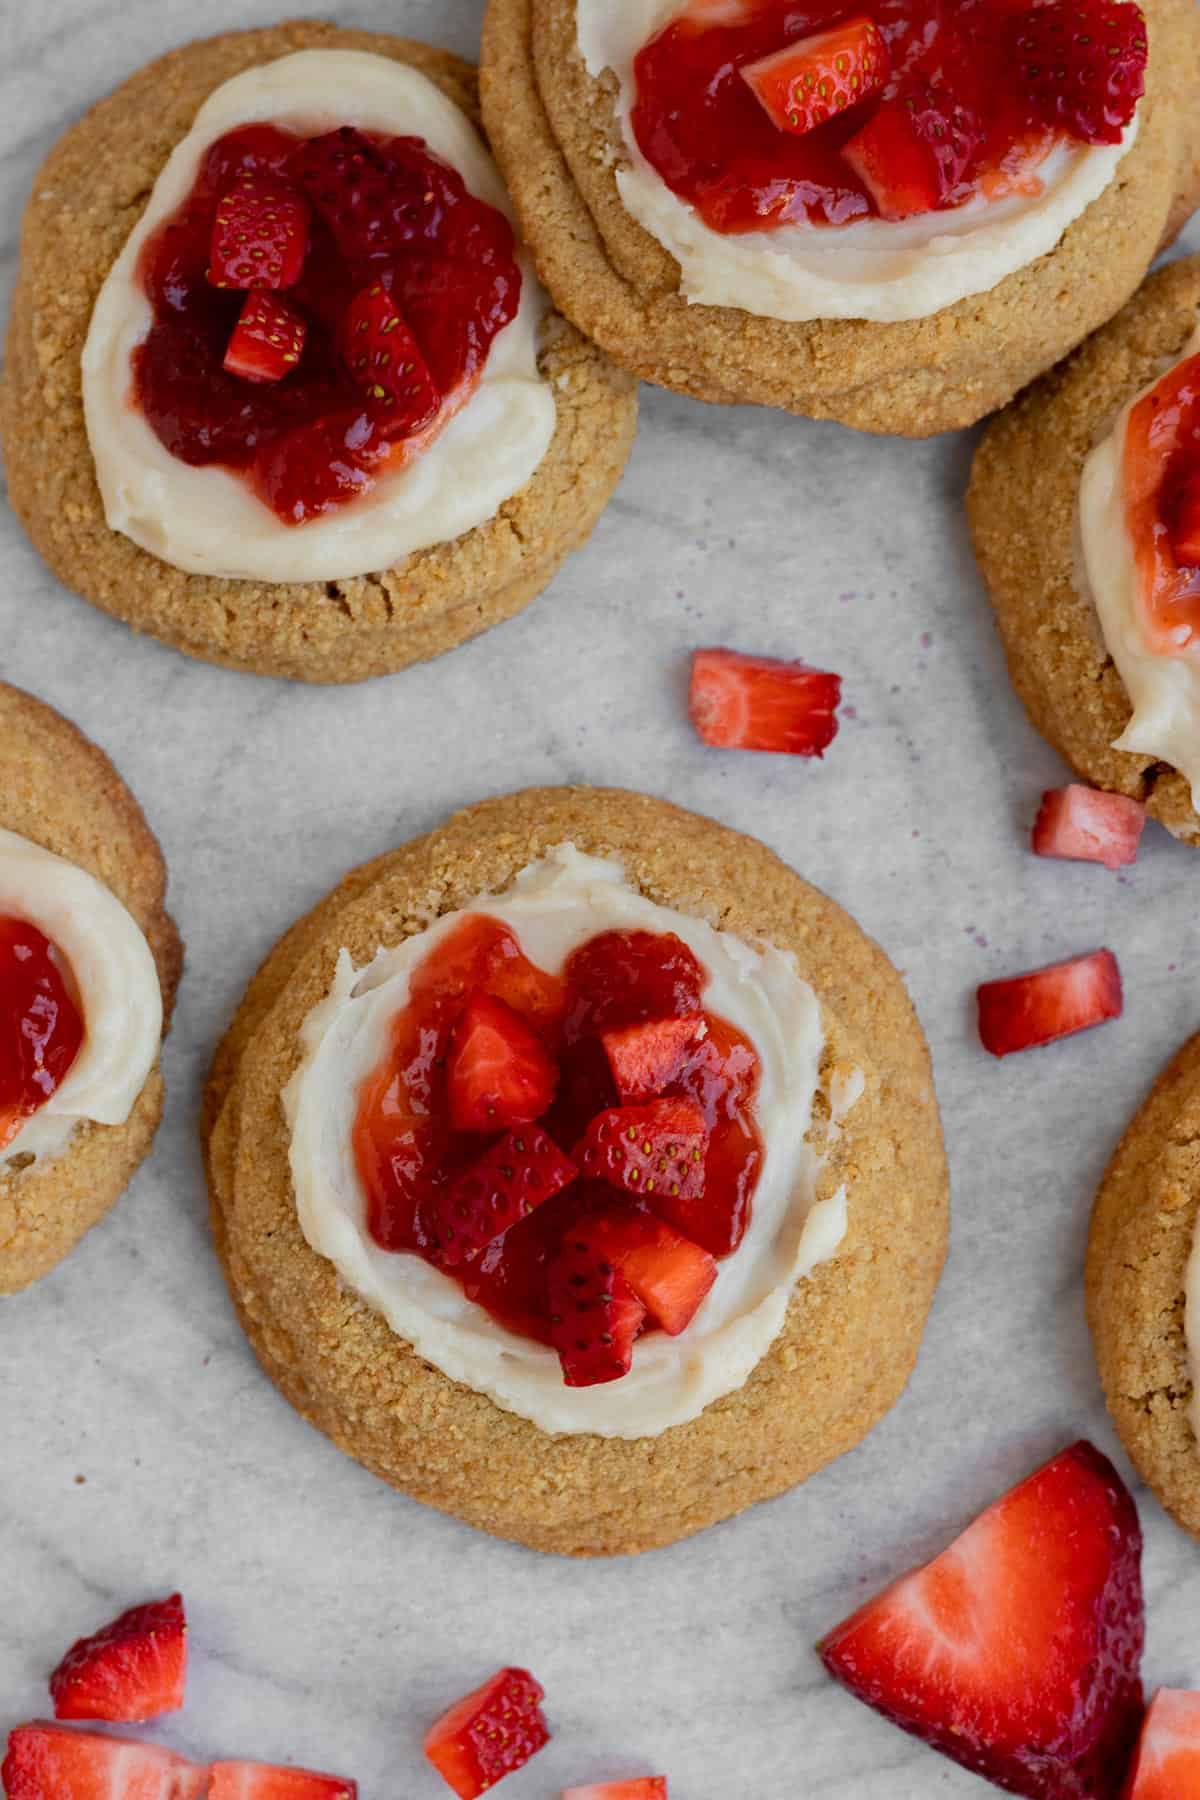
[0,829,163,1168]
[1079,323,1200,810]
[284,844,854,1439]
[82,49,557,583]
[575,0,1138,324]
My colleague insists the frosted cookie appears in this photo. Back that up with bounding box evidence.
[0,683,180,1295]
[1087,1033,1200,1540]
[969,255,1200,844]
[204,787,948,1556]
[479,0,1200,437]
[0,23,637,683]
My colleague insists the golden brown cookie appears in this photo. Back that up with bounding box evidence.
[968,254,1200,845]
[0,682,181,1295]
[1086,1032,1200,1540]
[479,0,1200,437]
[0,22,638,684]
[204,786,948,1556]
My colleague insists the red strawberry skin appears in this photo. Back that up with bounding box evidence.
[49,1594,187,1723]
[447,992,558,1134]
[1010,0,1148,146]
[2,1724,204,1800]
[224,294,306,385]
[207,1763,356,1800]
[978,949,1123,1056]
[208,176,309,289]
[421,1126,577,1266]
[338,284,440,434]
[577,1206,717,1335]
[689,649,842,756]
[1032,788,1145,871]
[601,1015,707,1103]
[819,1441,1145,1799]
[741,17,889,137]
[1123,1689,1200,1798]
[424,1667,550,1800]
[547,1232,647,1386]
[843,86,984,220]
[574,1099,709,1204]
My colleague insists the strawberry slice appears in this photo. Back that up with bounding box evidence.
[223,294,306,385]
[1169,469,1200,566]
[1009,0,1148,146]
[742,17,889,136]
[843,84,984,219]
[1124,1689,1200,1799]
[575,1207,717,1335]
[689,649,841,756]
[818,1441,1145,1799]
[207,1765,356,1800]
[421,1126,577,1266]
[574,1099,709,1205]
[978,949,1123,1057]
[208,176,309,289]
[1,1725,203,1800]
[547,1232,647,1386]
[424,1667,550,1800]
[1032,787,1146,870]
[338,284,440,434]
[446,992,557,1133]
[49,1594,186,1724]
[562,1784,667,1800]
[600,1015,706,1102]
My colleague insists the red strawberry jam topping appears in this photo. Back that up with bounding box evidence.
[0,917,84,1150]
[352,915,765,1385]
[630,0,1147,233]
[133,124,521,524]
[1124,352,1200,655]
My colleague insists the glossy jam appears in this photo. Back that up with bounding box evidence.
[134,125,521,522]
[352,915,764,1342]
[0,918,84,1150]
[1124,352,1200,654]
[630,0,1056,232]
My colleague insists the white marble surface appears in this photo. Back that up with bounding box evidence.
[1,5,1199,1794]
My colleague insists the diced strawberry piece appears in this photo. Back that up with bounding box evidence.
[742,17,889,136]
[223,294,306,385]
[601,1014,707,1102]
[1009,0,1147,146]
[424,1668,550,1800]
[1,1725,203,1800]
[562,1784,667,1800]
[208,176,309,289]
[574,1099,709,1204]
[207,1764,356,1800]
[421,1127,577,1266]
[1124,1690,1200,1799]
[412,916,565,1034]
[576,1207,717,1335]
[978,949,1123,1057]
[1169,469,1200,567]
[843,84,984,219]
[290,128,393,258]
[565,931,706,1041]
[1032,787,1146,870]
[547,1233,648,1386]
[338,284,440,434]
[819,1441,1146,1799]
[49,1594,186,1724]
[689,649,841,756]
[447,992,557,1134]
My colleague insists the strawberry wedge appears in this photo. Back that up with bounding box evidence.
[742,17,889,136]
[978,949,1123,1056]
[1124,1689,1200,1798]
[207,1763,356,1800]
[2,1725,203,1800]
[689,649,841,756]
[562,1784,668,1800]
[601,1015,706,1103]
[50,1594,187,1723]
[446,993,557,1133]
[424,1668,549,1799]
[819,1441,1145,1798]
[1032,787,1145,870]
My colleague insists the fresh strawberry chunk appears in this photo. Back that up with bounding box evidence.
[978,949,1123,1057]
[843,84,984,219]
[1032,787,1146,871]
[547,1232,648,1386]
[575,1099,709,1205]
[819,1441,1145,1799]
[421,1127,577,1266]
[223,294,306,385]
[1169,469,1200,567]
[338,284,440,434]
[564,931,706,1040]
[49,1594,186,1724]
[447,992,557,1134]
[207,1764,356,1800]
[1009,0,1147,146]
[1124,1690,1200,1799]
[575,1207,717,1335]
[689,649,841,756]
[412,916,565,1034]
[601,1014,707,1102]
[562,1784,667,1800]
[424,1668,550,1800]
[742,17,889,136]
[1,1725,203,1800]
[208,176,309,289]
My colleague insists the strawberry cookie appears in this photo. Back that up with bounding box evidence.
[479,0,1200,436]
[0,683,180,1295]
[204,788,947,1555]
[0,23,637,682]
[970,255,1200,843]
[1087,1032,1200,1541]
